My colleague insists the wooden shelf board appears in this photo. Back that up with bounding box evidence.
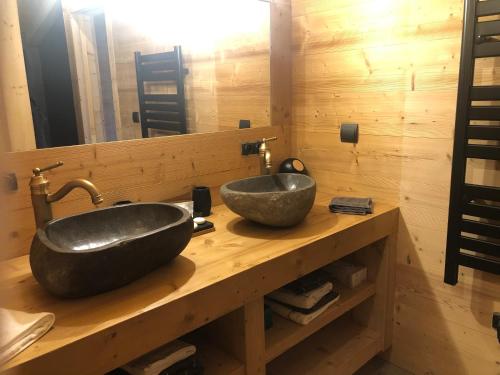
[265,281,376,363]
[185,334,245,375]
[267,315,381,375]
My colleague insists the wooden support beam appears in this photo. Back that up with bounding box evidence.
[203,299,266,375]
[270,0,292,153]
[242,299,266,375]
[352,232,397,352]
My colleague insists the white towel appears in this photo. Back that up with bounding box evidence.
[122,340,196,375]
[267,282,333,309]
[0,308,55,364]
[266,295,340,325]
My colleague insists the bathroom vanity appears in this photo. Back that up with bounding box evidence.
[2,0,500,372]
[0,193,398,375]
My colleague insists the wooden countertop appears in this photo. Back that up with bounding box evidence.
[0,193,398,375]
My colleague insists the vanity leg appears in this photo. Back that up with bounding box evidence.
[202,297,266,375]
[242,298,266,375]
[382,231,397,350]
[352,228,397,352]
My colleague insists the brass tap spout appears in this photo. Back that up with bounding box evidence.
[47,179,103,205]
[259,137,277,175]
[29,162,103,228]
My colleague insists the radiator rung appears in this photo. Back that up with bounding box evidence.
[470,85,500,100]
[475,41,500,58]
[463,184,500,201]
[477,0,500,17]
[476,20,500,37]
[469,106,500,120]
[461,219,500,238]
[460,236,500,257]
[467,125,500,140]
[463,202,500,220]
[458,253,500,275]
[466,144,500,160]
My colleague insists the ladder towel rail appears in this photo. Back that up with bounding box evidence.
[134,46,188,137]
[445,0,500,285]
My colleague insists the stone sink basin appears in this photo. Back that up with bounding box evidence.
[30,203,193,298]
[220,173,316,227]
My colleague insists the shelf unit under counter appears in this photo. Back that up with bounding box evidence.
[261,235,393,375]
[199,234,395,375]
[0,194,398,375]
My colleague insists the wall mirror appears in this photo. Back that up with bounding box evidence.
[16,0,271,149]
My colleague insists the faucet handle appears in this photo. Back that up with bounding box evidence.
[33,161,64,176]
[262,137,278,144]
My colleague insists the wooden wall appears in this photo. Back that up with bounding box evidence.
[0,126,286,261]
[290,0,500,374]
[0,0,291,261]
[110,1,271,138]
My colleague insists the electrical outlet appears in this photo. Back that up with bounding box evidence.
[241,141,261,155]
[132,112,140,123]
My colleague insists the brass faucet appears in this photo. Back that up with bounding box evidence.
[259,137,277,175]
[29,161,103,228]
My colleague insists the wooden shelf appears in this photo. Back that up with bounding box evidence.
[186,334,245,375]
[267,315,381,375]
[265,281,376,362]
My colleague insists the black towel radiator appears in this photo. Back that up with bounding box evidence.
[134,46,188,137]
[444,0,500,285]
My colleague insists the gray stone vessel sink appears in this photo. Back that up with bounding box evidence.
[30,203,193,298]
[220,173,316,227]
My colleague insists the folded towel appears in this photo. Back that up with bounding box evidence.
[329,197,373,215]
[266,292,340,325]
[283,270,331,295]
[0,308,55,364]
[122,340,196,375]
[267,282,333,309]
[276,290,340,315]
[324,260,367,289]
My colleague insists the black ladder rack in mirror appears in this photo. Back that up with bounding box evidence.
[134,46,188,137]
[445,0,500,285]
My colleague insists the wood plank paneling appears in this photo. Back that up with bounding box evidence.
[0,127,286,261]
[271,0,293,147]
[290,0,500,374]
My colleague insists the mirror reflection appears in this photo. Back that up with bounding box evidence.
[17,0,271,148]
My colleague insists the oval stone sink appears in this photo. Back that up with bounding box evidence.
[220,173,316,227]
[30,203,193,298]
